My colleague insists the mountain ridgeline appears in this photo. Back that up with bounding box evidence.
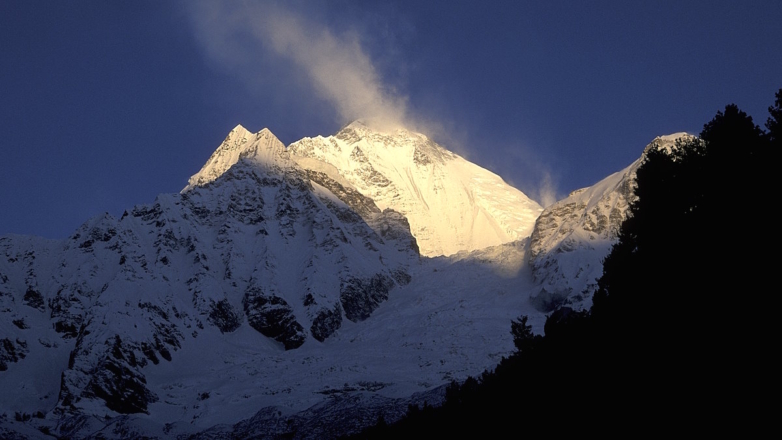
[3,86,778,438]
[527,132,691,311]
[1,120,544,438]
[350,90,781,437]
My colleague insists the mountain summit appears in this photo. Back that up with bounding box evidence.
[289,121,543,256]
[183,125,291,191]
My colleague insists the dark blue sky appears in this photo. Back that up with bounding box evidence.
[2,0,780,238]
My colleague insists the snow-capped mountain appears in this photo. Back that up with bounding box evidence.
[0,118,689,438]
[0,123,546,438]
[527,133,691,311]
[289,121,543,257]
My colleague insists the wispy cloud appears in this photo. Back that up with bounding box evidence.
[535,171,559,208]
[485,141,562,209]
[186,1,407,131]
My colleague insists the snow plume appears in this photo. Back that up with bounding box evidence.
[535,172,559,208]
[186,1,407,132]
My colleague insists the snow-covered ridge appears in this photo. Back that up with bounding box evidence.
[654,132,691,148]
[183,125,291,192]
[527,133,692,311]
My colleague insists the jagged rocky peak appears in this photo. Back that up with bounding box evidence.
[183,125,289,191]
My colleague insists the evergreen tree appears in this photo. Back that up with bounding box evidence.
[767,89,782,146]
[510,315,539,353]
[592,90,778,428]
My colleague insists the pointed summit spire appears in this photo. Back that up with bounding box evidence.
[182,126,288,192]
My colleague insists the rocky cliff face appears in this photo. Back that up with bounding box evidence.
[527,133,691,311]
